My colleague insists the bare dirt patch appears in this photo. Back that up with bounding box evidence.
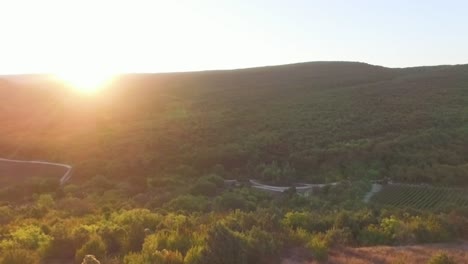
[282,242,468,264]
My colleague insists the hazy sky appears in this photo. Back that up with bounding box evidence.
[1,0,468,74]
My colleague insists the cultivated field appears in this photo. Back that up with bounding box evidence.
[370,184,468,210]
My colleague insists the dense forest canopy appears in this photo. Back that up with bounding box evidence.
[1,62,467,186]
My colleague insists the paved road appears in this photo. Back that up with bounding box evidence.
[0,157,72,185]
[363,183,382,203]
[249,179,340,193]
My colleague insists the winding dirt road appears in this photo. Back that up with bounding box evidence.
[363,183,383,203]
[0,157,72,185]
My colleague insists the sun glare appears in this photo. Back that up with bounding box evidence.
[54,71,115,93]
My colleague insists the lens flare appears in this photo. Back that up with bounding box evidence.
[54,71,115,93]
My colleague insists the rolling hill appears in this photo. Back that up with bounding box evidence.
[0,61,467,185]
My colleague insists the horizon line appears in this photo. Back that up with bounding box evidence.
[1,60,467,77]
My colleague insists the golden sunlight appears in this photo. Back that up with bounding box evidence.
[54,71,115,93]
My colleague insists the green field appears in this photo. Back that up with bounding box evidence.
[371,184,468,210]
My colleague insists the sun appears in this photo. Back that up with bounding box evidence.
[54,71,115,93]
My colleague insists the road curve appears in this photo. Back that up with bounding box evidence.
[249,179,340,193]
[363,183,382,203]
[0,157,72,185]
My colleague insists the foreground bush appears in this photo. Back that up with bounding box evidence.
[427,252,457,264]
[0,249,40,264]
[307,236,329,262]
[123,249,183,264]
[75,236,106,264]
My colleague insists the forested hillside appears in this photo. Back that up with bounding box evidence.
[1,62,467,185]
[1,62,468,263]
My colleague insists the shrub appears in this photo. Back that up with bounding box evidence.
[57,197,94,216]
[112,209,162,252]
[282,211,332,232]
[357,224,391,246]
[0,206,13,225]
[245,226,282,263]
[427,252,457,264]
[75,235,107,264]
[123,250,183,264]
[164,195,211,212]
[410,216,451,243]
[99,224,127,255]
[199,174,225,187]
[123,253,146,264]
[42,222,79,261]
[200,224,249,264]
[153,249,184,264]
[1,225,52,253]
[184,246,204,264]
[0,249,40,264]
[142,231,192,256]
[283,212,310,230]
[324,228,353,246]
[307,236,329,262]
[36,194,55,209]
[190,180,218,196]
[214,192,250,211]
[288,228,312,245]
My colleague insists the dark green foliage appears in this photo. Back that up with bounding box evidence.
[164,195,211,212]
[199,174,225,187]
[215,191,253,211]
[245,226,282,263]
[75,235,106,264]
[42,222,80,261]
[99,225,127,255]
[190,180,218,197]
[200,224,248,264]
[113,209,162,252]
[256,162,296,185]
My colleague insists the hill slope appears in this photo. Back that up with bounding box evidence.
[0,62,467,185]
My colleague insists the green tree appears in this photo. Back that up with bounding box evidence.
[1,225,52,253]
[36,194,54,209]
[214,192,250,211]
[200,224,248,264]
[113,209,162,252]
[190,180,218,196]
[164,195,211,212]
